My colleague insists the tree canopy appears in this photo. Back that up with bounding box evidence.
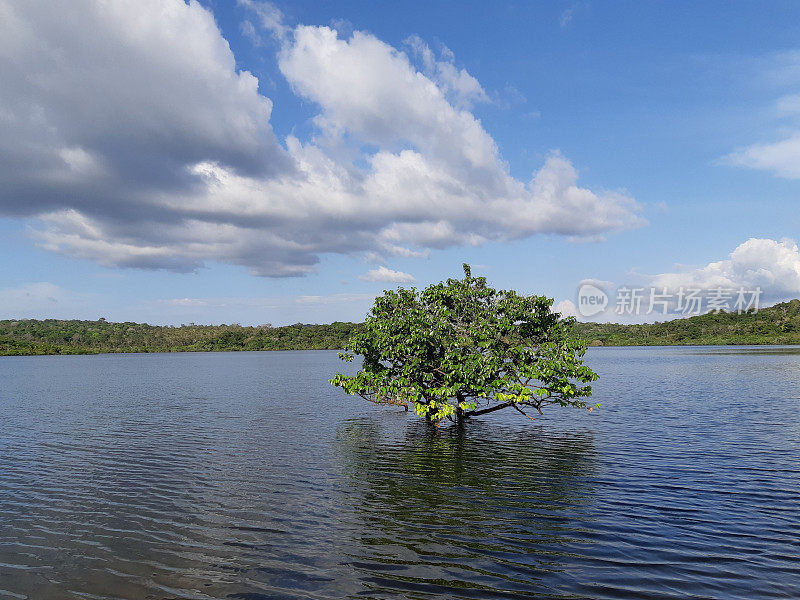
[331,264,598,424]
[0,319,358,355]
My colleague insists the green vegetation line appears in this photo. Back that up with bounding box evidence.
[2,298,799,356]
[0,320,360,356]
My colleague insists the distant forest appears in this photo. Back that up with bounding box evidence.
[0,320,359,356]
[573,299,800,346]
[2,299,800,356]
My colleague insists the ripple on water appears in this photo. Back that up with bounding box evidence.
[0,348,798,599]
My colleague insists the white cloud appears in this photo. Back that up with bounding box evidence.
[238,0,288,41]
[555,299,578,318]
[0,0,643,277]
[651,238,800,299]
[362,251,386,265]
[563,240,800,323]
[169,298,208,307]
[723,52,800,179]
[0,0,288,184]
[579,278,615,289]
[277,25,503,180]
[404,35,489,109]
[240,20,262,46]
[359,266,416,283]
[725,136,800,179]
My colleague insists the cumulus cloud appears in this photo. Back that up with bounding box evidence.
[651,238,800,299]
[0,0,643,277]
[359,266,416,283]
[564,240,800,324]
[0,0,289,202]
[404,35,489,109]
[554,299,578,318]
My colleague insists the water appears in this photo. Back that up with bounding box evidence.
[0,347,798,599]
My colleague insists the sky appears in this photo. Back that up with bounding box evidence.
[2,0,800,325]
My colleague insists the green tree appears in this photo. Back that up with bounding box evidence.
[331,264,598,425]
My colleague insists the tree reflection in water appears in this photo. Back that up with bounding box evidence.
[335,417,599,599]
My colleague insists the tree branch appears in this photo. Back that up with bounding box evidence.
[512,403,536,420]
[464,401,514,417]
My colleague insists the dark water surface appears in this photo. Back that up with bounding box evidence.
[0,347,798,599]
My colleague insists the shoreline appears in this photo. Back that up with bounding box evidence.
[4,300,800,355]
[4,341,800,358]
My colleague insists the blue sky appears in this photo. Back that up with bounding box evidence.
[2,0,800,325]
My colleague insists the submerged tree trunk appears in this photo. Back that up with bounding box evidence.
[455,393,467,426]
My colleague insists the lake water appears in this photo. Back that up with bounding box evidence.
[0,347,798,599]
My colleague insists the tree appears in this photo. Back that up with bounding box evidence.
[331,264,598,425]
